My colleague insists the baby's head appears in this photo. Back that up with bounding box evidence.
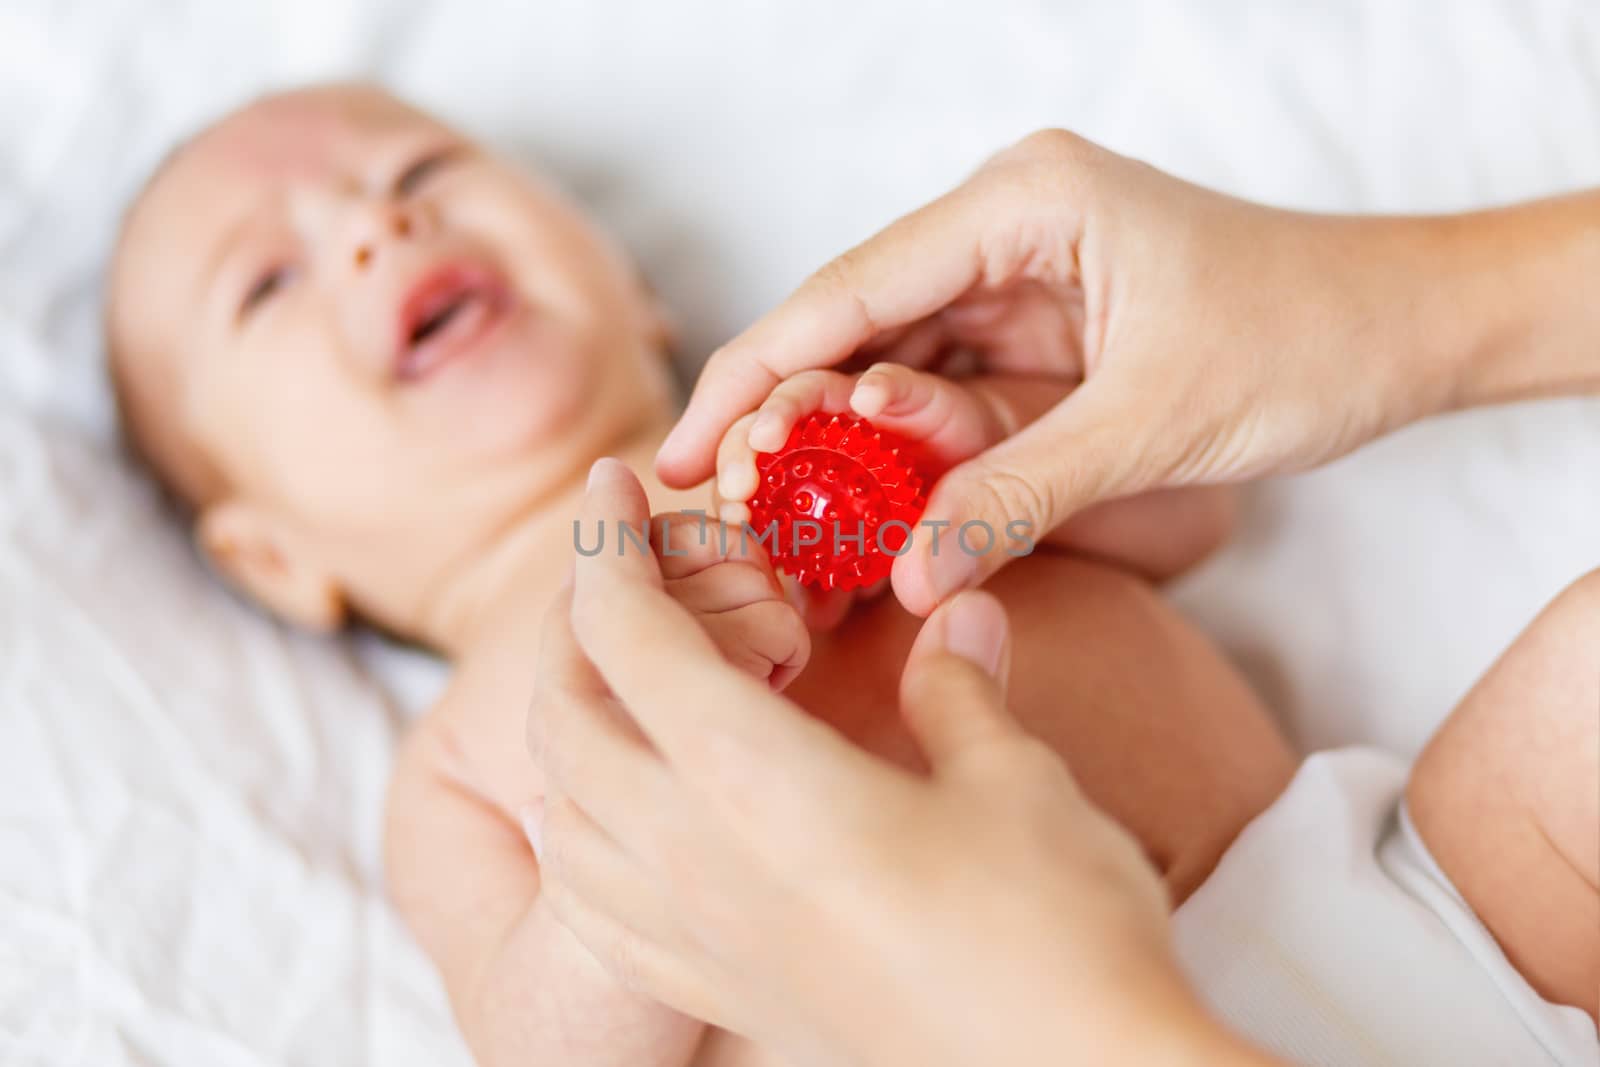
[108,84,674,639]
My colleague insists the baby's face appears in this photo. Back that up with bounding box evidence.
[110,86,673,633]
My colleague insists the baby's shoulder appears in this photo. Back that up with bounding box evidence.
[394,643,545,819]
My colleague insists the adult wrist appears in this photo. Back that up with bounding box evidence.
[1417,193,1600,414]
[965,966,1277,1067]
[1058,981,1275,1067]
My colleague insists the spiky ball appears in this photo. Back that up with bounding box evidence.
[747,414,927,590]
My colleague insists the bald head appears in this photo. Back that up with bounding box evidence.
[107,83,437,509]
[102,80,672,641]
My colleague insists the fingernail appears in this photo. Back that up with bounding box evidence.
[588,456,630,490]
[941,592,1006,677]
[851,382,885,416]
[520,800,546,862]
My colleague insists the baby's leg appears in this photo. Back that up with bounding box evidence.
[988,556,1298,900]
[1407,570,1600,1021]
[796,554,1297,903]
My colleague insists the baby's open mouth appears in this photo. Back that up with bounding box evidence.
[395,262,513,382]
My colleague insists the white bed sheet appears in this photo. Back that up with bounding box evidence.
[3,1,1599,1063]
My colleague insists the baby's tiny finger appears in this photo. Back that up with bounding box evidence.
[848,362,990,466]
[747,391,808,453]
[704,600,811,691]
[849,375,892,418]
[715,412,763,516]
[850,362,932,418]
[665,560,779,614]
[654,512,730,579]
[748,370,856,452]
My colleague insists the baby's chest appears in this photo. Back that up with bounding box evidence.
[787,600,926,770]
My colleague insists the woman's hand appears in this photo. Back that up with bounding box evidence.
[711,361,1072,628]
[712,362,1069,528]
[659,129,1600,614]
[526,459,1270,1067]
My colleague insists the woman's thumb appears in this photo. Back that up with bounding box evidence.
[898,591,1019,772]
[891,387,1142,615]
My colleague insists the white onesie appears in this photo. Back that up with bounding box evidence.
[1172,748,1599,1066]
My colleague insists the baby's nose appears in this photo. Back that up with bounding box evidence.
[345,202,423,272]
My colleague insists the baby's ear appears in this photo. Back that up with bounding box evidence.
[650,298,677,358]
[634,273,676,356]
[195,500,347,631]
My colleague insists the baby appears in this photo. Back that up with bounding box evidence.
[106,85,1592,1066]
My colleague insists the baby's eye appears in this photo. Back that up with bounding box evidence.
[394,146,464,197]
[238,265,294,321]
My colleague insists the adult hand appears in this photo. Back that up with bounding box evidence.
[658,129,1599,614]
[526,458,1270,1067]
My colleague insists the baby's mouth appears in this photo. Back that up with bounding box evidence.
[395,263,513,382]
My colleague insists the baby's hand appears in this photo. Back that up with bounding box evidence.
[652,512,810,691]
[709,364,1063,626]
[713,363,1047,528]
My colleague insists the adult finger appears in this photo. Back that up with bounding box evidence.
[532,585,678,858]
[572,461,881,812]
[575,457,666,593]
[656,181,1001,488]
[540,871,736,1030]
[538,793,693,965]
[890,377,1175,615]
[526,575,600,768]
[898,591,1021,773]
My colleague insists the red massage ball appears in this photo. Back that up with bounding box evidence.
[746,413,927,591]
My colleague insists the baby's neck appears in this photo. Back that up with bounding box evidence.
[419,417,703,658]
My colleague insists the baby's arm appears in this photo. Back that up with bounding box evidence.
[383,523,806,1067]
[715,364,1235,583]
[1407,569,1600,1021]
[385,722,705,1067]
[1046,480,1237,582]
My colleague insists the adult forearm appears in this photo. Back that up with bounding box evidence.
[991,978,1284,1067]
[1412,191,1600,414]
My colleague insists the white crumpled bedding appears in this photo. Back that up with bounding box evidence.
[3,1,1599,1063]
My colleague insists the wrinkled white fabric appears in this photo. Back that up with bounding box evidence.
[0,416,466,1065]
[1174,749,1599,1066]
[3,1,1600,1063]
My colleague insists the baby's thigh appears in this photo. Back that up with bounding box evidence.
[987,555,1294,902]
[1407,569,1600,1020]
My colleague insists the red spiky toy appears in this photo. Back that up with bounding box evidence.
[747,413,927,591]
